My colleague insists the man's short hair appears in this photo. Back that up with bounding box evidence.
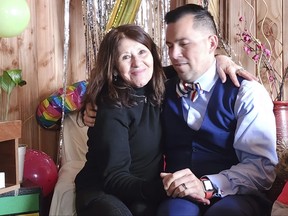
[165,4,218,35]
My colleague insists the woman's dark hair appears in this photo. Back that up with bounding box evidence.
[79,24,165,123]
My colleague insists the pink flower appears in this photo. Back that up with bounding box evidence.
[252,54,260,62]
[269,75,274,82]
[242,33,252,43]
[264,48,271,58]
[256,43,263,50]
[243,46,252,54]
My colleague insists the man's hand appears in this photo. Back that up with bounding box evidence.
[160,168,210,205]
[83,103,97,127]
[215,55,258,87]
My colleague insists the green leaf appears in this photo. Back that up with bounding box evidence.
[5,69,25,84]
[0,69,27,121]
[1,69,26,94]
[1,72,15,94]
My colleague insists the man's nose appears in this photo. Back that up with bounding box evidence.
[169,46,182,60]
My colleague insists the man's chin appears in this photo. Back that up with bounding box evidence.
[173,67,185,75]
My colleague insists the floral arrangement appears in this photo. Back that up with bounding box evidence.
[0,69,26,121]
[234,15,288,101]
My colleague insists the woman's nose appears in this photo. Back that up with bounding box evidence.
[131,56,140,67]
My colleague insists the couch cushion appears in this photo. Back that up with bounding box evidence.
[62,112,88,164]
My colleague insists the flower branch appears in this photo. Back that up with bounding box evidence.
[235,14,286,101]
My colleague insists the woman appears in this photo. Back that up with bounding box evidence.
[75,24,167,216]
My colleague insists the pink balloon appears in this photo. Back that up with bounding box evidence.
[23,149,58,197]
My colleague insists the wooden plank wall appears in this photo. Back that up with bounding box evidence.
[0,0,287,161]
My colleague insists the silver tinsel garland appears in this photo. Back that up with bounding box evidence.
[82,0,171,77]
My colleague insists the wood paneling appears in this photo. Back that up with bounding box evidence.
[220,0,257,73]
[171,0,186,9]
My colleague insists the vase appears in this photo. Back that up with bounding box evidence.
[273,101,288,148]
[266,101,288,201]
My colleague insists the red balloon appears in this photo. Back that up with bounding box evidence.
[23,149,58,197]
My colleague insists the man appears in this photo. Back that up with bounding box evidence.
[157,4,277,216]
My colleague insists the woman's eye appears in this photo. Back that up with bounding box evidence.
[122,55,130,60]
[139,49,146,55]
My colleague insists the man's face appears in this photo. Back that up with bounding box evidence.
[165,14,217,82]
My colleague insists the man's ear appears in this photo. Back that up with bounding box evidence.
[208,35,218,52]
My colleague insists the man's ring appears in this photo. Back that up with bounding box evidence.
[181,183,187,190]
[236,67,245,74]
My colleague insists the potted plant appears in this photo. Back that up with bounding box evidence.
[0,69,26,193]
[0,69,26,121]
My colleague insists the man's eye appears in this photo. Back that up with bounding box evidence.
[180,43,188,47]
[166,44,172,49]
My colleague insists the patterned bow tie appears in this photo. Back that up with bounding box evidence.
[176,80,202,102]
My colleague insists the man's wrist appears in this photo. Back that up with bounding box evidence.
[200,177,216,199]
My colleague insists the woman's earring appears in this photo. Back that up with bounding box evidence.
[113,73,118,82]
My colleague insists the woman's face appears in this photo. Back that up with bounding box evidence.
[116,38,154,88]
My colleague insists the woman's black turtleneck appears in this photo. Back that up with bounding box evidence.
[75,86,166,204]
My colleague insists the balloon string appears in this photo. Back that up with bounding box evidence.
[57,0,71,169]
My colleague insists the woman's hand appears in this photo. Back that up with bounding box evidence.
[216,55,258,87]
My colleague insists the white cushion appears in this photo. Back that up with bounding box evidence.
[49,112,88,216]
[61,113,88,164]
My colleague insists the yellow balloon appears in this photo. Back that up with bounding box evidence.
[0,0,30,38]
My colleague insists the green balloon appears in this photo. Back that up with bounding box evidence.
[0,0,30,38]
